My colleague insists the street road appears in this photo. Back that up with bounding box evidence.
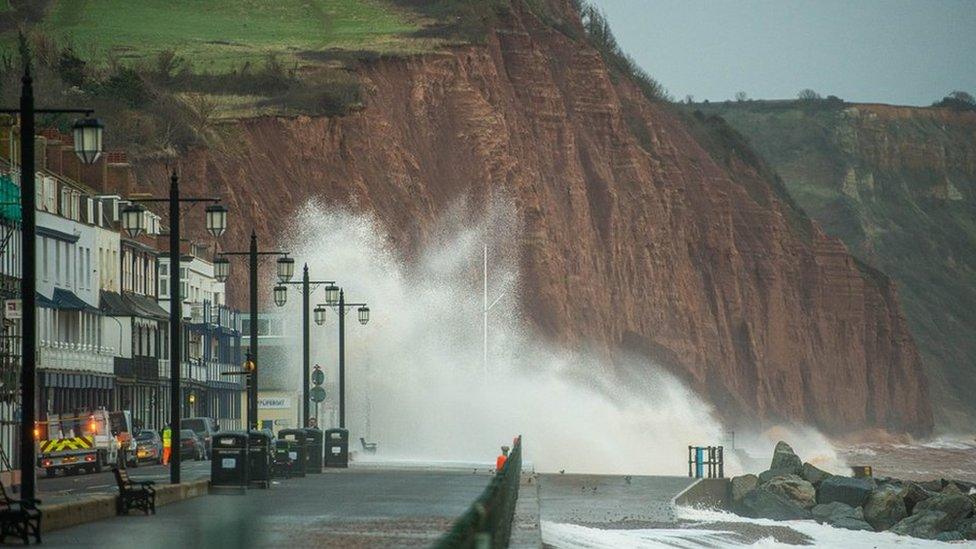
[44,467,493,548]
[37,460,212,504]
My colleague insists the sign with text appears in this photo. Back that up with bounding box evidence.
[257,397,290,409]
[4,299,21,320]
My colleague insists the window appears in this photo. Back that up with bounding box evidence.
[85,249,91,290]
[54,241,60,283]
[63,244,70,286]
[77,247,82,289]
[42,238,48,281]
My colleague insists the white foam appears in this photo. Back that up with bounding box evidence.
[277,201,727,475]
[672,507,961,548]
[543,513,963,548]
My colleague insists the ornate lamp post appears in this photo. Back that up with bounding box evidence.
[274,264,335,427]
[217,233,291,430]
[1,56,104,501]
[122,173,228,484]
[316,288,369,429]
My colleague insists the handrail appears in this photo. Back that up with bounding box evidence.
[436,435,523,549]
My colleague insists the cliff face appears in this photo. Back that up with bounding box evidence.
[128,4,933,435]
[698,101,976,430]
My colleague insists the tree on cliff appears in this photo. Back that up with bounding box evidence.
[933,90,976,111]
[578,3,670,102]
[797,89,822,101]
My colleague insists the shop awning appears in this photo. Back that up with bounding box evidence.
[36,292,57,308]
[125,293,168,321]
[100,290,168,321]
[99,290,133,316]
[52,288,98,313]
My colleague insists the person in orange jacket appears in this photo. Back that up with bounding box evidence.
[495,445,510,473]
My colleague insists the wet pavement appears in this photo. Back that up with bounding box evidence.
[42,466,493,548]
[538,474,695,526]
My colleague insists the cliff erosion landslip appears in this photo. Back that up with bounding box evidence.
[698,100,976,430]
[123,3,932,435]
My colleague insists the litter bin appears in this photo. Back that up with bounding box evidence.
[248,429,273,488]
[324,428,349,468]
[273,439,296,478]
[277,429,307,477]
[303,428,323,474]
[211,431,249,488]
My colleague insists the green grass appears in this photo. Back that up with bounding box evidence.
[32,0,426,71]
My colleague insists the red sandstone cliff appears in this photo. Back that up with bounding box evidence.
[125,3,932,435]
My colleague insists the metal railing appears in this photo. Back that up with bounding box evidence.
[436,436,523,549]
[38,342,114,375]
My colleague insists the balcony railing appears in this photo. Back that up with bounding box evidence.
[157,359,240,387]
[39,341,114,375]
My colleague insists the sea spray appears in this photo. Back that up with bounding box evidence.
[273,200,726,474]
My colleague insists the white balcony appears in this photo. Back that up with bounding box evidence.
[39,340,114,375]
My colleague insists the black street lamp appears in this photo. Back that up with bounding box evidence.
[317,288,370,429]
[1,60,103,501]
[124,172,228,485]
[277,264,335,427]
[217,232,291,430]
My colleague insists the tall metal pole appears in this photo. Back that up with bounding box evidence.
[249,231,258,430]
[302,264,310,427]
[19,67,37,501]
[168,171,182,484]
[338,289,345,429]
[483,244,488,384]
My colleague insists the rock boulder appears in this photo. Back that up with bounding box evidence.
[731,474,758,503]
[891,510,956,539]
[812,501,863,524]
[801,462,831,487]
[818,476,876,508]
[863,487,908,531]
[899,482,934,514]
[833,517,875,531]
[914,494,974,524]
[957,517,976,540]
[764,475,817,509]
[769,441,803,474]
[734,488,812,521]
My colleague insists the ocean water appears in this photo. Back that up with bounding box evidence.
[543,438,976,548]
[543,507,961,548]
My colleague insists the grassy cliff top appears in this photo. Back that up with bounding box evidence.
[10,0,432,70]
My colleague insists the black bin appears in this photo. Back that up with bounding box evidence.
[211,432,249,488]
[303,428,324,474]
[248,429,273,488]
[273,439,296,478]
[324,428,349,468]
[277,429,307,477]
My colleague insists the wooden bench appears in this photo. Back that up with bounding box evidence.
[0,479,41,544]
[360,437,377,454]
[113,467,156,515]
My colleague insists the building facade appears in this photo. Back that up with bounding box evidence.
[158,246,244,431]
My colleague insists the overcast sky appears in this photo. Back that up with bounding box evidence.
[589,0,976,106]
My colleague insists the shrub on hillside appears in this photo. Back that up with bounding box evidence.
[933,91,976,111]
[578,4,670,102]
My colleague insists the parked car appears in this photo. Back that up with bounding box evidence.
[182,417,219,459]
[179,429,206,461]
[133,430,163,465]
